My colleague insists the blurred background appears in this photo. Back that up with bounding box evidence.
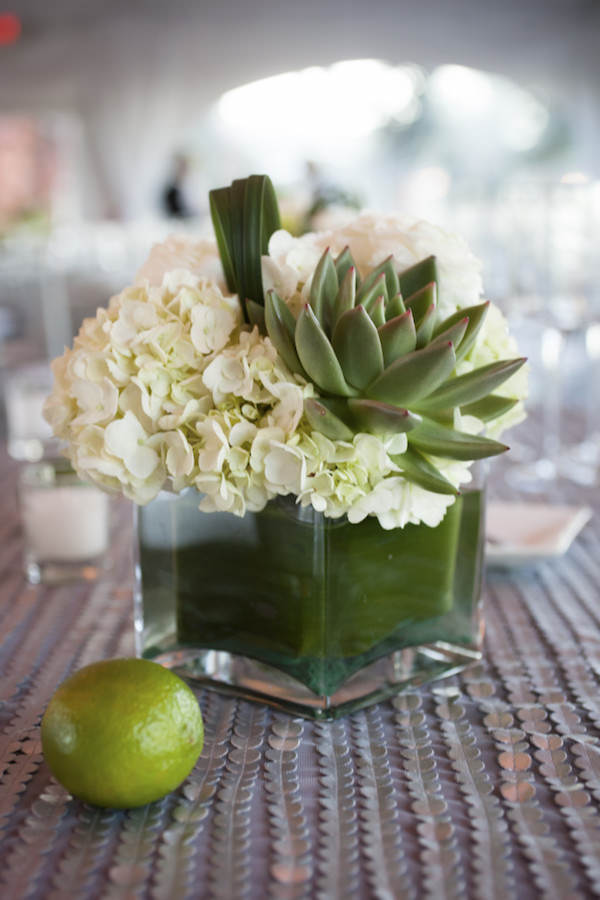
[1,0,599,489]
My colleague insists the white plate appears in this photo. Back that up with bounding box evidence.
[485,501,593,567]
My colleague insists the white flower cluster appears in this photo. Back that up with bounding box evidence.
[45,218,526,529]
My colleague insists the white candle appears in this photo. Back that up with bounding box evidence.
[5,364,54,442]
[22,485,110,562]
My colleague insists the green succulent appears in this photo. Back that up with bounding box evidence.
[210,175,526,496]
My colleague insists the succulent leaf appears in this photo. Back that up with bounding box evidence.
[348,399,420,435]
[304,398,354,441]
[391,446,459,495]
[369,296,386,328]
[460,395,518,422]
[415,357,526,412]
[361,255,399,300]
[399,255,438,301]
[332,306,384,390]
[404,282,437,323]
[407,418,508,460]
[378,310,416,366]
[265,291,305,376]
[335,247,359,286]
[386,293,406,320]
[310,248,338,332]
[434,301,489,363]
[429,316,469,350]
[357,273,387,312]
[296,304,356,396]
[366,341,456,407]
[334,266,357,325]
[415,303,436,348]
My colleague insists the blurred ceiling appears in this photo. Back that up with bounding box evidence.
[2,0,598,105]
[1,0,597,218]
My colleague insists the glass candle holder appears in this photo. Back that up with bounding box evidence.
[19,460,111,584]
[4,362,59,461]
[135,473,485,720]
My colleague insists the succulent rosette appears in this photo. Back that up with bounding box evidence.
[45,175,526,529]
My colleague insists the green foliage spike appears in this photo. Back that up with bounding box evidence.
[209,174,281,324]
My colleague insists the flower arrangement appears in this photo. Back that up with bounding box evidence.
[45,176,526,531]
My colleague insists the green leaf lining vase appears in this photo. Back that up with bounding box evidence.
[135,476,485,719]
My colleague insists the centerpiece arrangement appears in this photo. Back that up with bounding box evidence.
[45,175,526,718]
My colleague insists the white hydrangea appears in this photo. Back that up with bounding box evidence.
[136,235,225,289]
[45,270,242,503]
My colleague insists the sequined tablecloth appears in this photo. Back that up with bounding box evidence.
[1,442,600,900]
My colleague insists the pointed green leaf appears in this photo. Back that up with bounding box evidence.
[295,304,356,396]
[209,175,281,319]
[357,273,387,313]
[310,248,338,331]
[434,301,489,363]
[399,255,438,300]
[357,256,398,304]
[369,295,386,328]
[407,418,508,460]
[332,305,384,390]
[208,187,237,294]
[386,293,406,320]
[460,395,518,422]
[335,247,359,286]
[333,265,357,326]
[404,281,437,322]
[429,316,469,350]
[378,310,416,366]
[414,357,526,412]
[242,175,280,305]
[390,446,459,495]
[348,399,420,435]
[366,341,456,406]
[415,303,436,348]
[304,398,354,441]
[265,291,305,376]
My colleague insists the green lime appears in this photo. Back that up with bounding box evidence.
[41,658,203,808]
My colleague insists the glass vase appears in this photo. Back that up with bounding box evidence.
[134,479,485,719]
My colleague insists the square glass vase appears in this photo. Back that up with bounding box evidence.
[134,482,485,719]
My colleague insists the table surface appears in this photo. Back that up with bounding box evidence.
[1,440,600,900]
